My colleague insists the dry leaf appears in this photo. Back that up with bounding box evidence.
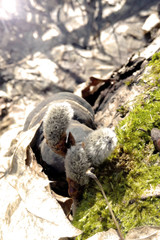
[74,74,115,100]
[86,229,120,240]
[126,226,160,240]
[0,177,81,240]
[0,125,82,240]
[52,191,73,217]
[9,124,41,176]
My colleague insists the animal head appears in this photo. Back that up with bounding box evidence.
[43,102,74,156]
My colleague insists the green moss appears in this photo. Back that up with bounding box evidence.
[125,79,134,87]
[73,52,160,239]
[143,51,160,87]
[116,105,129,118]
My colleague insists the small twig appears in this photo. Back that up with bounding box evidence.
[0,171,8,180]
[86,168,124,240]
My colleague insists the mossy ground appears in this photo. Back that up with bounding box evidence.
[73,52,160,239]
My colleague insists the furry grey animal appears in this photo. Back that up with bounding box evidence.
[65,144,91,186]
[84,128,117,167]
[23,92,96,196]
[65,128,117,187]
[43,102,74,155]
[24,92,117,197]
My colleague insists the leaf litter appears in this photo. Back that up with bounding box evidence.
[0,124,82,240]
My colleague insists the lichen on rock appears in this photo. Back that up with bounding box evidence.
[73,52,160,240]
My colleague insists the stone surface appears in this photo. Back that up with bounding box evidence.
[87,229,120,240]
[142,13,160,33]
[126,226,160,240]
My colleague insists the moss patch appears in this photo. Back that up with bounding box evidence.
[143,51,160,87]
[73,52,160,239]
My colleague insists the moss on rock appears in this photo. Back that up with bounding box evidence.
[73,52,160,239]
